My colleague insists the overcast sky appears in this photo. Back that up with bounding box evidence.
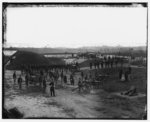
[5,5,147,48]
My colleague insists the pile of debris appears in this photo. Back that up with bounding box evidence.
[3,107,23,119]
[121,86,137,96]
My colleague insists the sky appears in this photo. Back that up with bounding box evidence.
[5,5,147,48]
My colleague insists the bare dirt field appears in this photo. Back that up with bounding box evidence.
[4,67,146,119]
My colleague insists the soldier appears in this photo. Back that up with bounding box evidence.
[105,60,108,68]
[13,71,17,84]
[128,66,132,74]
[125,70,129,81]
[90,62,92,69]
[78,78,82,93]
[108,60,111,68]
[84,74,88,81]
[39,75,43,87]
[64,75,67,84]
[115,59,118,67]
[103,60,106,68]
[81,71,84,80]
[55,70,59,85]
[70,74,74,85]
[18,75,22,90]
[119,69,123,80]
[76,62,79,70]
[25,73,29,87]
[128,66,132,80]
[101,61,103,69]
[128,66,132,81]
[49,80,55,97]
[61,71,64,85]
[120,58,124,67]
[43,77,47,93]
[110,59,113,68]
[97,61,100,69]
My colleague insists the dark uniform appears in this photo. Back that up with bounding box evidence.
[128,66,132,81]
[81,72,84,80]
[18,76,22,89]
[119,69,123,80]
[78,79,82,92]
[61,71,64,84]
[13,72,17,84]
[70,74,74,85]
[90,62,92,69]
[39,76,43,87]
[125,70,129,81]
[49,81,55,96]
[64,75,67,84]
[101,61,103,69]
[43,78,47,93]
[25,74,29,87]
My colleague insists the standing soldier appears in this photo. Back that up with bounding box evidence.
[81,71,84,80]
[49,80,55,97]
[76,62,79,70]
[13,71,17,84]
[90,62,92,69]
[115,59,118,67]
[97,61,100,69]
[18,75,23,90]
[64,75,67,84]
[70,74,72,85]
[110,59,113,68]
[61,71,64,85]
[128,66,132,81]
[101,61,103,69]
[25,73,29,87]
[105,60,108,68]
[70,74,74,85]
[78,78,82,93]
[39,75,43,87]
[121,58,124,67]
[43,77,47,93]
[103,60,106,68]
[94,62,97,69]
[108,60,111,68]
[125,70,129,81]
[119,69,123,80]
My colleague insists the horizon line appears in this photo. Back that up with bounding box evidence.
[4,45,147,49]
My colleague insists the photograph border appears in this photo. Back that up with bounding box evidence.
[2,2,148,119]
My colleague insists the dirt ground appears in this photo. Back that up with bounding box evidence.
[4,68,146,119]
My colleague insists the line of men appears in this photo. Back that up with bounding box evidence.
[20,63,79,75]
[89,56,125,69]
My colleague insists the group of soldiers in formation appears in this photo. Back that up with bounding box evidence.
[12,55,130,96]
[89,56,125,69]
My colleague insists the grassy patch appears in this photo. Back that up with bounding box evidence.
[89,67,147,93]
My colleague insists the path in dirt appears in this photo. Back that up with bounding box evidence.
[4,70,146,119]
[5,80,106,118]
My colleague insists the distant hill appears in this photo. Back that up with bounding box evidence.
[4,46,146,54]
